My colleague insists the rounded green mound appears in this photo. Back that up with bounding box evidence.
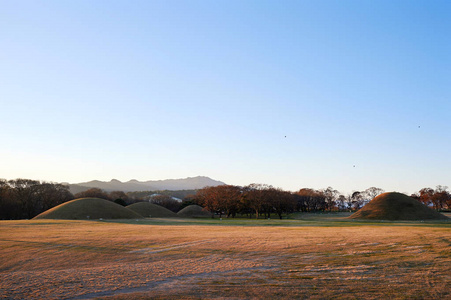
[127,202,178,218]
[33,198,143,220]
[348,192,449,221]
[177,205,211,218]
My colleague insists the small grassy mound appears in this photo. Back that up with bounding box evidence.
[33,198,143,220]
[348,192,449,221]
[127,202,178,218]
[177,205,212,218]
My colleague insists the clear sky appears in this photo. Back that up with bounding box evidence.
[1,0,450,194]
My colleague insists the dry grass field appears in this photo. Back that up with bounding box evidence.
[1,216,450,299]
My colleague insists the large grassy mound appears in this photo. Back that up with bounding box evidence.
[348,192,449,221]
[127,202,178,218]
[33,198,143,220]
[177,205,212,218]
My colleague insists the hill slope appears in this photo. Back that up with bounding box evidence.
[33,198,143,220]
[348,192,449,220]
[127,202,178,218]
[177,205,212,218]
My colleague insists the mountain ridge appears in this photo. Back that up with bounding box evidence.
[68,176,226,194]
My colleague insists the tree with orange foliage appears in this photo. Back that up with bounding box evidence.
[194,185,242,218]
[243,184,273,219]
[430,186,449,211]
[269,188,296,219]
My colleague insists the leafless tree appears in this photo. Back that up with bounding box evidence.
[363,187,384,201]
[74,188,110,200]
[322,187,339,211]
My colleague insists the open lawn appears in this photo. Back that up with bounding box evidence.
[1,215,450,299]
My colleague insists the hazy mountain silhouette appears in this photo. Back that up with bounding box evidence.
[68,176,225,194]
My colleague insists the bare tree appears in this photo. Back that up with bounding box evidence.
[295,188,326,212]
[364,187,384,201]
[150,194,181,212]
[7,179,40,219]
[345,194,354,211]
[0,179,18,219]
[34,183,73,213]
[74,188,110,200]
[322,187,339,211]
[344,191,364,211]
[336,194,347,211]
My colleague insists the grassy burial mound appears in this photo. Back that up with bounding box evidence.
[177,205,212,218]
[348,192,449,221]
[33,198,143,220]
[126,202,178,218]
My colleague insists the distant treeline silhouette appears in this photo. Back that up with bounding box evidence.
[1,179,449,219]
[0,179,74,219]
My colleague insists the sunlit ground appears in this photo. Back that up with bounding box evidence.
[1,215,450,299]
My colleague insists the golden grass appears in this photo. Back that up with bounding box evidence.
[1,220,450,299]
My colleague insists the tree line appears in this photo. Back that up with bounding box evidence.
[1,178,449,219]
[0,179,74,219]
[191,184,451,219]
[192,185,388,219]
[411,185,450,211]
[0,180,187,219]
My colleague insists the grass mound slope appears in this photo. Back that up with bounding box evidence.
[348,192,449,221]
[177,205,211,218]
[127,202,178,218]
[33,198,143,220]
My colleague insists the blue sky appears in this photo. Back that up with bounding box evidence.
[1,0,450,194]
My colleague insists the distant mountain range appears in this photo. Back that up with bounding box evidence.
[67,176,226,194]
